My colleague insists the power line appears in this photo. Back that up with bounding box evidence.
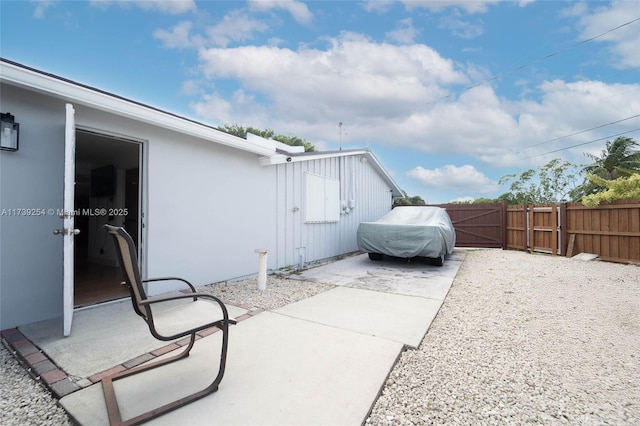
[529,128,640,158]
[516,115,640,153]
[426,17,640,105]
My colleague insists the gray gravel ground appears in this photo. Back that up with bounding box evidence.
[2,251,638,425]
[367,249,640,425]
[1,344,72,426]
[198,274,335,310]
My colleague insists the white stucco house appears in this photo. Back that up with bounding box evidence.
[0,58,403,334]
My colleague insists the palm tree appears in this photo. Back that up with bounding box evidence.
[583,137,640,179]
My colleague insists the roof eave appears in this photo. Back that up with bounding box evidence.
[0,59,276,157]
[259,149,403,198]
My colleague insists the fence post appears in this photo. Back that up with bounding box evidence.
[551,204,558,256]
[501,200,507,250]
[528,205,534,253]
[559,203,567,256]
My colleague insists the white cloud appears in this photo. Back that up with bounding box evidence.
[386,18,419,44]
[32,0,57,18]
[438,14,484,39]
[560,2,588,18]
[361,0,395,14]
[407,165,499,194]
[154,10,269,49]
[180,79,202,96]
[401,0,500,14]
[186,29,639,175]
[205,10,269,47]
[576,1,640,68]
[190,92,233,124]
[195,33,467,126]
[154,21,195,48]
[509,79,640,159]
[248,0,313,24]
[90,0,196,14]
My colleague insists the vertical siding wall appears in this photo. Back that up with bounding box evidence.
[274,154,394,269]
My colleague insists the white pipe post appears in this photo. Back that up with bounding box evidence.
[255,249,267,290]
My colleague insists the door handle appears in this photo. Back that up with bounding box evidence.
[53,229,81,236]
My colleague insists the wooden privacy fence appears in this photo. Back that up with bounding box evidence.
[506,204,564,255]
[505,201,640,264]
[433,203,506,248]
[564,201,640,263]
[426,201,639,264]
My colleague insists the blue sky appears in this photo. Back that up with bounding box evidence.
[2,0,639,203]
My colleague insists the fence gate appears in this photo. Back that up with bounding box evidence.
[528,205,563,255]
[433,203,506,248]
[506,204,564,255]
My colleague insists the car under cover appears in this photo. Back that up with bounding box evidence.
[357,206,456,260]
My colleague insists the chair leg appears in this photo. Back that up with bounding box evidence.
[101,329,229,426]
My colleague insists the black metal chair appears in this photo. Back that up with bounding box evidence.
[102,224,236,426]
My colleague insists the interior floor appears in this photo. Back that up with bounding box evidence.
[73,130,140,307]
[74,255,129,307]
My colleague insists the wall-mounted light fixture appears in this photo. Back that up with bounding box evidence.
[1,113,19,152]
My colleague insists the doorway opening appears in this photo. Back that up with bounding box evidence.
[74,130,142,307]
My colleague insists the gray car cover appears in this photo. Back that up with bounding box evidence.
[357,206,456,258]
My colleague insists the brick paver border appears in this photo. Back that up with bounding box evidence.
[1,304,263,399]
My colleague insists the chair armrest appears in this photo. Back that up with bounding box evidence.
[139,292,234,323]
[142,277,197,293]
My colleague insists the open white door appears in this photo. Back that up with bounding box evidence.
[62,103,77,336]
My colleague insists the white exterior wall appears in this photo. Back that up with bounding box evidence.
[0,84,279,328]
[274,154,394,269]
[0,62,400,329]
[144,128,277,293]
[73,106,278,293]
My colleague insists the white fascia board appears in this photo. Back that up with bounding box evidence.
[258,151,346,166]
[0,61,276,157]
[259,154,289,166]
[275,142,305,153]
[246,132,276,150]
[247,132,305,154]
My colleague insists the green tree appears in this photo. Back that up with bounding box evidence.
[472,197,500,204]
[448,198,498,204]
[582,174,640,206]
[583,137,640,180]
[576,137,640,198]
[498,158,583,204]
[393,191,426,206]
[218,124,315,152]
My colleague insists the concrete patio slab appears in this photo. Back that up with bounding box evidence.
[290,251,465,300]
[60,311,403,426]
[19,298,247,378]
[16,251,465,425]
[275,286,443,348]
